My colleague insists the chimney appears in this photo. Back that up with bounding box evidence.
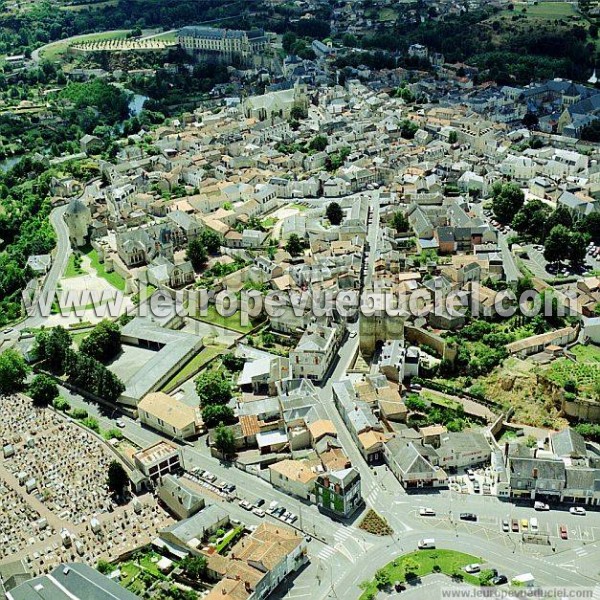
[532,468,538,479]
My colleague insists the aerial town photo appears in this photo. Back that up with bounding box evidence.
[1,0,600,599]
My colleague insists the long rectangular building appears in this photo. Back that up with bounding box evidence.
[178,26,267,63]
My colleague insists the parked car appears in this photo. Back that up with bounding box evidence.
[466,469,475,481]
[491,575,508,586]
[502,519,510,532]
[252,508,265,518]
[520,518,529,531]
[534,501,549,511]
[511,519,519,532]
[116,420,126,428]
[238,500,252,510]
[560,525,568,539]
[419,507,436,517]
[460,513,477,522]
[464,564,481,574]
[569,507,586,516]
[530,517,538,532]
[255,498,265,507]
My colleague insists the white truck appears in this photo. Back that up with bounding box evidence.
[418,538,436,549]
[512,573,535,587]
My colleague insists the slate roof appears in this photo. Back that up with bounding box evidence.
[551,428,587,458]
[9,563,139,600]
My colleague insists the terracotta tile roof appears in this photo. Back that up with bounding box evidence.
[240,415,260,437]
[308,419,337,442]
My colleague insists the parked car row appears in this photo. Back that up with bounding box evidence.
[186,469,236,499]
[267,501,298,524]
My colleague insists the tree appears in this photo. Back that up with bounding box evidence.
[391,211,410,233]
[35,326,72,374]
[96,559,113,575]
[309,134,328,152]
[569,231,587,265]
[0,349,30,395]
[544,225,571,263]
[511,199,549,241]
[374,568,390,590]
[522,112,539,129]
[79,320,121,363]
[28,374,58,408]
[448,130,458,144]
[181,555,207,580]
[195,371,232,406]
[199,230,222,254]
[399,119,418,139]
[213,423,236,457]
[186,238,207,271]
[405,395,426,411]
[492,182,524,225]
[290,105,306,121]
[326,202,343,225]
[580,212,600,244]
[545,206,573,236]
[107,460,128,496]
[202,404,235,427]
[285,233,305,257]
[403,557,420,579]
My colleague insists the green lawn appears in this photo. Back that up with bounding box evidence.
[161,344,227,393]
[196,304,261,333]
[216,525,244,554]
[40,30,130,60]
[64,254,84,278]
[502,2,577,18]
[84,245,126,291]
[571,343,600,364]
[423,391,462,411]
[359,550,482,600]
[288,203,308,212]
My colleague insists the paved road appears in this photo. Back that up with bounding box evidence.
[498,233,521,283]
[7,204,71,335]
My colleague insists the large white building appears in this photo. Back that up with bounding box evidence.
[178,26,267,64]
[289,322,342,382]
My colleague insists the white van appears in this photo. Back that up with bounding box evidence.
[418,538,436,549]
[530,517,538,532]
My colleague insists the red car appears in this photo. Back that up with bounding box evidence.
[559,525,568,540]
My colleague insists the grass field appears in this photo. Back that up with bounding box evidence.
[358,550,483,599]
[571,343,600,364]
[39,30,130,60]
[161,344,227,393]
[501,2,577,18]
[84,245,126,291]
[544,356,600,398]
[64,254,84,278]
[196,304,261,334]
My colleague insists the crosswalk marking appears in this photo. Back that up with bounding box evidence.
[574,547,588,557]
[316,546,335,560]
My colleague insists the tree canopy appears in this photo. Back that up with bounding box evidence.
[326,202,343,225]
[213,424,236,457]
[195,371,232,407]
[29,374,59,408]
[285,233,305,257]
[186,238,208,272]
[0,349,30,395]
[107,460,128,496]
[492,182,525,225]
[79,320,121,363]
